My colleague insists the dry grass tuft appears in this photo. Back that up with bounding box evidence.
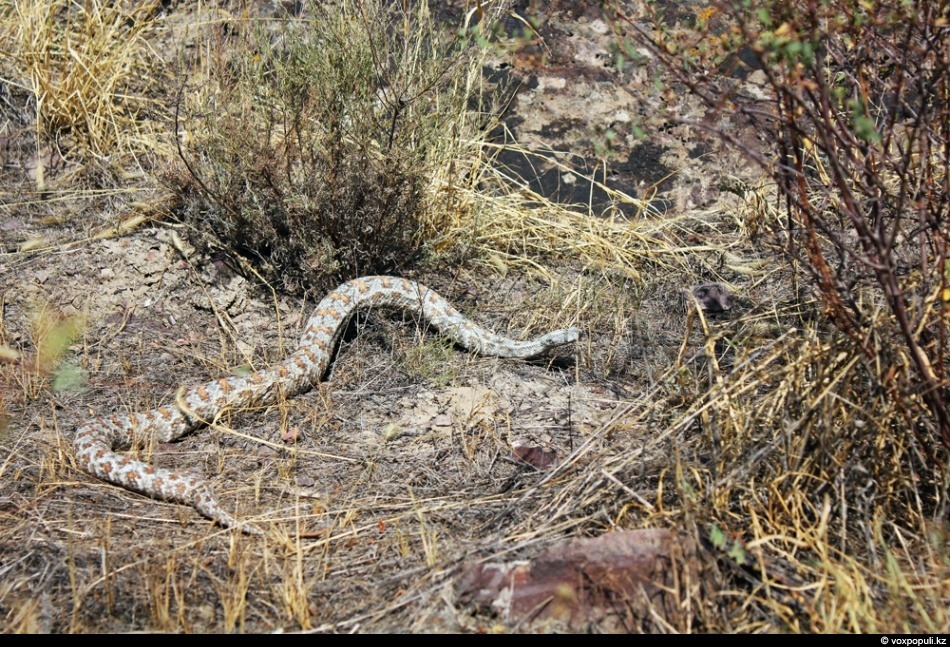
[460,155,742,283]
[0,0,167,186]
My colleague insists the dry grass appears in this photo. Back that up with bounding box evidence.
[1,0,948,635]
[0,0,168,187]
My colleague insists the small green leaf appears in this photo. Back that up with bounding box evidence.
[709,523,727,550]
[234,364,254,376]
[848,98,882,142]
[52,362,85,392]
[728,541,749,565]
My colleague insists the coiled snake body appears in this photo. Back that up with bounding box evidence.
[73,276,582,533]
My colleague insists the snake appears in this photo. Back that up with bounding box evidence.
[73,276,582,534]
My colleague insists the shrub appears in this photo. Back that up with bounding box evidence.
[172,0,492,296]
[607,0,950,630]
[630,0,950,456]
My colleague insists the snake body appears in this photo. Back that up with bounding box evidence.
[73,276,582,533]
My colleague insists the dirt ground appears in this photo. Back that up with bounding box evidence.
[1,0,763,632]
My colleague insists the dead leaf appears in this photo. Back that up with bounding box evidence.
[512,439,558,470]
[281,426,302,443]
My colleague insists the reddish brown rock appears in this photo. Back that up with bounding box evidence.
[458,529,692,630]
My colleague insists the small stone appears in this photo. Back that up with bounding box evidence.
[690,283,733,312]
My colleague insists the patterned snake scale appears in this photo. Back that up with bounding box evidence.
[74,276,582,534]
